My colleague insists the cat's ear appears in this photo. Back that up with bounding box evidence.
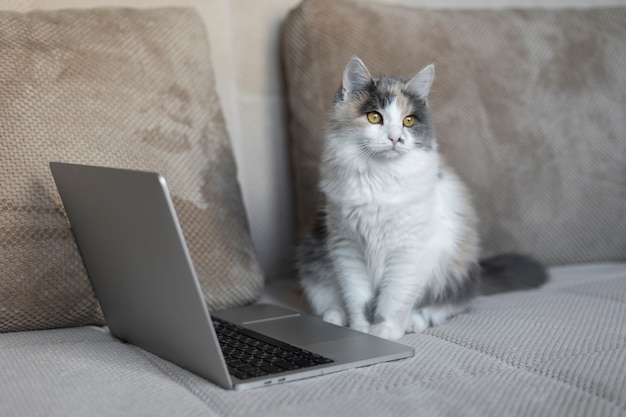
[342,57,372,99]
[406,64,435,98]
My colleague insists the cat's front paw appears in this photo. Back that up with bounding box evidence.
[370,322,405,340]
[405,311,429,334]
[349,322,370,334]
[322,308,347,327]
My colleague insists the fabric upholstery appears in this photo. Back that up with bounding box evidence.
[282,0,626,266]
[1,262,625,416]
[0,8,263,332]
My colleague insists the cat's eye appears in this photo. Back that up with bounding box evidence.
[403,115,416,127]
[367,111,382,124]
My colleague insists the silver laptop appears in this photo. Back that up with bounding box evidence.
[49,162,414,390]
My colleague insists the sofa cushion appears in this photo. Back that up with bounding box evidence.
[1,262,625,416]
[0,8,264,332]
[282,0,626,266]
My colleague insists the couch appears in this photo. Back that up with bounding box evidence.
[1,0,625,416]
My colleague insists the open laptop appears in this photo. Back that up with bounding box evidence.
[49,162,414,390]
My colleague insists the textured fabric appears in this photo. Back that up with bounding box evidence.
[0,8,263,332]
[0,327,213,417]
[1,262,625,416]
[282,0,626,266]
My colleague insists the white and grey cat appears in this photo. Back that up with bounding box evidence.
[297,57,546,340]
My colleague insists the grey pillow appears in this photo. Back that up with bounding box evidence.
[0,8,263,332]
[282,0,626,266]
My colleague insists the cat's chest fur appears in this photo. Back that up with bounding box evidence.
[322,149,443,255]
[322,142,439,204]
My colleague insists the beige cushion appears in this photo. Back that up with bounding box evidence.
[282,0,626,266]
[0,8,263,332]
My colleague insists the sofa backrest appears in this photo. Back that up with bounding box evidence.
[282,0,626,266]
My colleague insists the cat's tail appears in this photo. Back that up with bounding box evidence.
[479,254,548,295]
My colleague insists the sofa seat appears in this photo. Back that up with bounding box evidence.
[2,262,625,416]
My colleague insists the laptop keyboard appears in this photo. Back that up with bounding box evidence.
[212,317,334,380]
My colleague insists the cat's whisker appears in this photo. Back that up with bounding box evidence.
[357,143,377,159]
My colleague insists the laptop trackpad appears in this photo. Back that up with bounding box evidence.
[244,315,359,346]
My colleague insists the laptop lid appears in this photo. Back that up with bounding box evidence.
[50,162,233,389]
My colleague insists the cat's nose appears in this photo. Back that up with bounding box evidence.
[388,127,403,145]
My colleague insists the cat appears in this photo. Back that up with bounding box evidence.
[297,57,547,340]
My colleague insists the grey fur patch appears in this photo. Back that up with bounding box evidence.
[479,254,548,295]
[418,263,480,308]
[295,207,331,287]
[357,77,397,114]
[364,295,385,325]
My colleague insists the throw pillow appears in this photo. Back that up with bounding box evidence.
[0,7,263,332]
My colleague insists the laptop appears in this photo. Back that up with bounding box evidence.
[49,162,414,390]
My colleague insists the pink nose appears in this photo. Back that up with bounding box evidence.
[388,127,403,145]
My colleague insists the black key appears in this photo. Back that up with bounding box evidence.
[228,367,251,380]
[237,364,259,373]
[247,368,270,378]
[226,359,247,368]
[242,346,260,355]
[260,364,284,374]
[294,359,319,368]
[306,353,334,364]
[249,360,266,368]
[275,360,303,371]
[254,351,272,360]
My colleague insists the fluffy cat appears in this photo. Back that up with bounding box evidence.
[297,57,546,340]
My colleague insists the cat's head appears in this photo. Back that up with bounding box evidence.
[328,57,436,160]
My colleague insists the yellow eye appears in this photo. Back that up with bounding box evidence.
[403,115,416,127]
[366,111,382,124]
